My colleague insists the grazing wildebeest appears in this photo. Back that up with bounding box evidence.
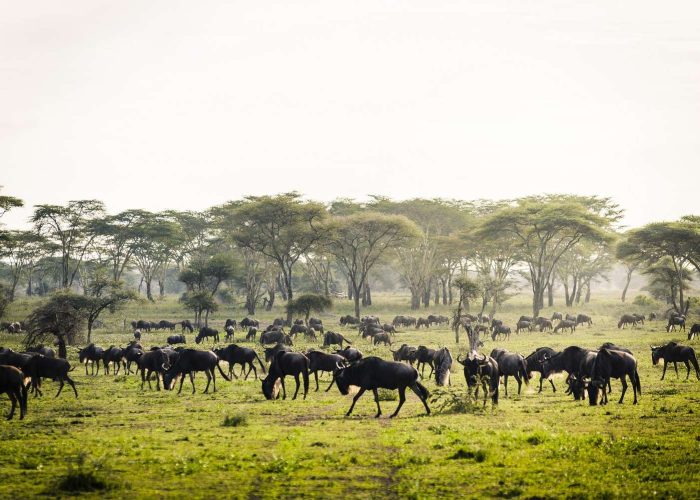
[180,320,194,333]
[457,353,499,406]
[240,317,260,329]
[261,351,309,400]
[390,344,417,365]
[553,320,576,333]
[225,325,235,341]
[490,348,529,396]
[309,318,324,333]
[382,324,397,335]
[124,342,143,374]
[415,317,430,329]
[540,346,594,382]
[195,327,219,344]
[632,314,645,325]
[651,342,700,380]
[102,346,126,375]
[518,315,534,324]
[0,365,28,419]
[336,346,363,363]
[225,318,237,329]
[159,320,177,331]
[264,343,292,362]
[516,320,532,334]
[617,314,638,329]
[323,331,351,348]
[22,355,78,398]
[167,334,187,345]
[359,323,384,339]
[689,323,700,341]
[163,349,230,394]
[491,325,511,341]
[433,347,453,387]
[135,320,151,332]
[136,348,171,390]
[333,357,430,418]
[538,319,553,332]
[567,351,598,401]
[25,345,55,358]
[415,346,436,378]
[340,315,360,326]
[490,318,503,332]
[373,332,392,346]
[576,314,593,327]
[260,330,292,346]
[524,347,559,392]
[587,348,641,405]
[79,343,105,375]
[551,312,563,321]
[214,345,266,380]
[306,351,347,391]
[667,315,686,332]
[246,327,258,342]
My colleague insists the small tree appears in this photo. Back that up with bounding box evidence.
[285,293,332,325]
[451,276,481,346]
[180,290,219,327]
[24,291,89,346]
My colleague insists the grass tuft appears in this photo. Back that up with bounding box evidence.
[222,413,248,427]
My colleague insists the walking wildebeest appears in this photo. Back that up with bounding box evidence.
[246,327,258,342]
[336,346,363,363]
[538,319,553,332]
[261,351,310,400]
[491,324,511,341]
[102,346,126,375]
[617,314,638,329]
[180,320,194,333]
[79,343,105,375]
[415,346,436,379]
[195,327,219,344]
[554,320,576,333]
[490,348,529,396]
[651,342,700,380]
[540,346,594,381]
[587,348,641,405]
[689,323,700,341]
[667,315,686,332]
[372,332,392,346]
[214,345,266,380]
[240,317,260,329]
[433,347,453,387]
[260,330,292,346]
[163,349,230,394]
[516,320,532,334]
[306,351,347,391]
[167,335,187,345]
[390,344,417,365]
[415,317,430,329]
[22,355,78,398]
[576,314,593,327]
[333,357,430,418]
[0,365,28,419]
[457,353,499,406]
[525,347,559,392]
[136,348,171,390]
[551,312,563,321]
[340,315,359,326]
[159,320,177,331]
[324,331,351,348]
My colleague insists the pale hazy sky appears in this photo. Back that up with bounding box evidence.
[1,1,699,230]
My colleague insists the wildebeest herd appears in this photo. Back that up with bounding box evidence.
[1,311,699,421]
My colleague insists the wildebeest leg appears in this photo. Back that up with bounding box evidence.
[279,376,287,399]
[684,361,691,380]
[85,362,89,376]
[660,362,668,380]
[325,374,336,392]
[503,376,509,397]
[515,374,522,395]
[390,386,407,418]
[203,369,213,394]
[6,391,17,420]
[63,376,78,398]
[618,377,628,404]
[346,388,366,416]
[155,372,161,391]
[427,363,434,379]
[313,370,319,391]
[538,376,544,393]
[481,379,488,407]
[674,362,679,378]
[549,378,556,392]
[409,382,431,415]
[370,388,383,418]
[292,374,301,400]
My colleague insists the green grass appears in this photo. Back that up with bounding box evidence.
[0,292,699,498]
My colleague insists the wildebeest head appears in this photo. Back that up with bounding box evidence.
[261,375,280,400]
[334,362,351,395]
[650,346,662,365]
[586,378,605,405]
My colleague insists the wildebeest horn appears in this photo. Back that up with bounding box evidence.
[162,363,169,370]
[456,354,466,366]
[335,361,345,370]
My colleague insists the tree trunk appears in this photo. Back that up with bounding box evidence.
[204,309,210,327]
[27,276,33,297]
[441,279,448,305]
[158,279,165,298]
[347,278,353,300]
[434,283,440,305]
[422,281,431,308]
[145,279,154,302]
[547,280,554,307]
[584,282,591,304]
[364,282,372,306]
[621,270,633,302]
[410,289,421,310]
[454,296,463,344]
[448,277,453,305]
[354,290,361,320]
[277,274,288,301]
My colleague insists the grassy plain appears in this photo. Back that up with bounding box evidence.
[1,293,699,499]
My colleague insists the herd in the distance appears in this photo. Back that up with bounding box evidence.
[1,310,699,421]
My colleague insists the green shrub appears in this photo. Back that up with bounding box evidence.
[633,295,655,307]
[223,413,248,427]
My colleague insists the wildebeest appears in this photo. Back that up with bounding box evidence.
[163,349,230,394]
[457,353,499,406]
[333,357,430,418]
[225,318,237,329]
[576,314,593,327]
[587,348,641,405]
[340,315,359,326]
[244,327,257,342]
[382,324,397,335]
[102,346,126,375]
[180,320,194,333]
[136,348,171,390]
[433,347,453,387]
[359,323,384,339]
[373,332,392,346]
[689,323,700,341]
[490,348,528,396]
[323,331,351,348]
[516,320,532,334]
[0,365,27,419]
[538,319,553,332]
[415,346,436,378]
[0,348,33,370]
[25,345,55,358]
[667,315,686,332]
[390,344,417,365]
[553,320,576,333]
[159,320,177,331]
[632,313,645,325]
[525,347,559,392]
[22,355,78,398]
[214,344,266,380]
[518,315,534,324]
[427,315,449,327]
[133,329,141,341]
[167,334,187,345]
[225,325,235,341]
[79,343,105,375]
[651,342,700,380]
[306,351,347,391]
[565,314,577,322]
[124,342,143,374]
[649,312,657,321]
[260,330,292,346]
[240,317,260,329]
[490,318,503,332]
[261,351,309,400]
[551,312,563,321]
[540,346,594,381]
[617,314,638,329]
[491,324,511,341]
[336,346,363,363]
[264,343,292,362]
[415,317,430,329]
[195,327,219,344]
[309,318,324,333]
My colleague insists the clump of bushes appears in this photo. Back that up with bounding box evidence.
[223,413,248,427]
[54,453,115,493]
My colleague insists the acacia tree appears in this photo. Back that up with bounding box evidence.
[0,187,23,222]
[451,275,481,346]
[92,209,148,282]
[179,252,236,326]
[325,212,419,318]
[227,193,328,324]
[286,293,332,325]
[478,196,616,317]
[0,230,47,300]
[30,200,105,289]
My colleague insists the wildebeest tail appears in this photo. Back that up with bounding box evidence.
[520,359,529,385]
[20,379,28,413]
[341,334,351,345]
[634,370,642,395]
[302,356,310,399]
[68,365,76,372]
[415,381,430,400]
[216,361,231,381]
[690,353,700,380]
[255,352,267,374]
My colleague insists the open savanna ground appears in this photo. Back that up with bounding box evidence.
[1,293,699,499]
